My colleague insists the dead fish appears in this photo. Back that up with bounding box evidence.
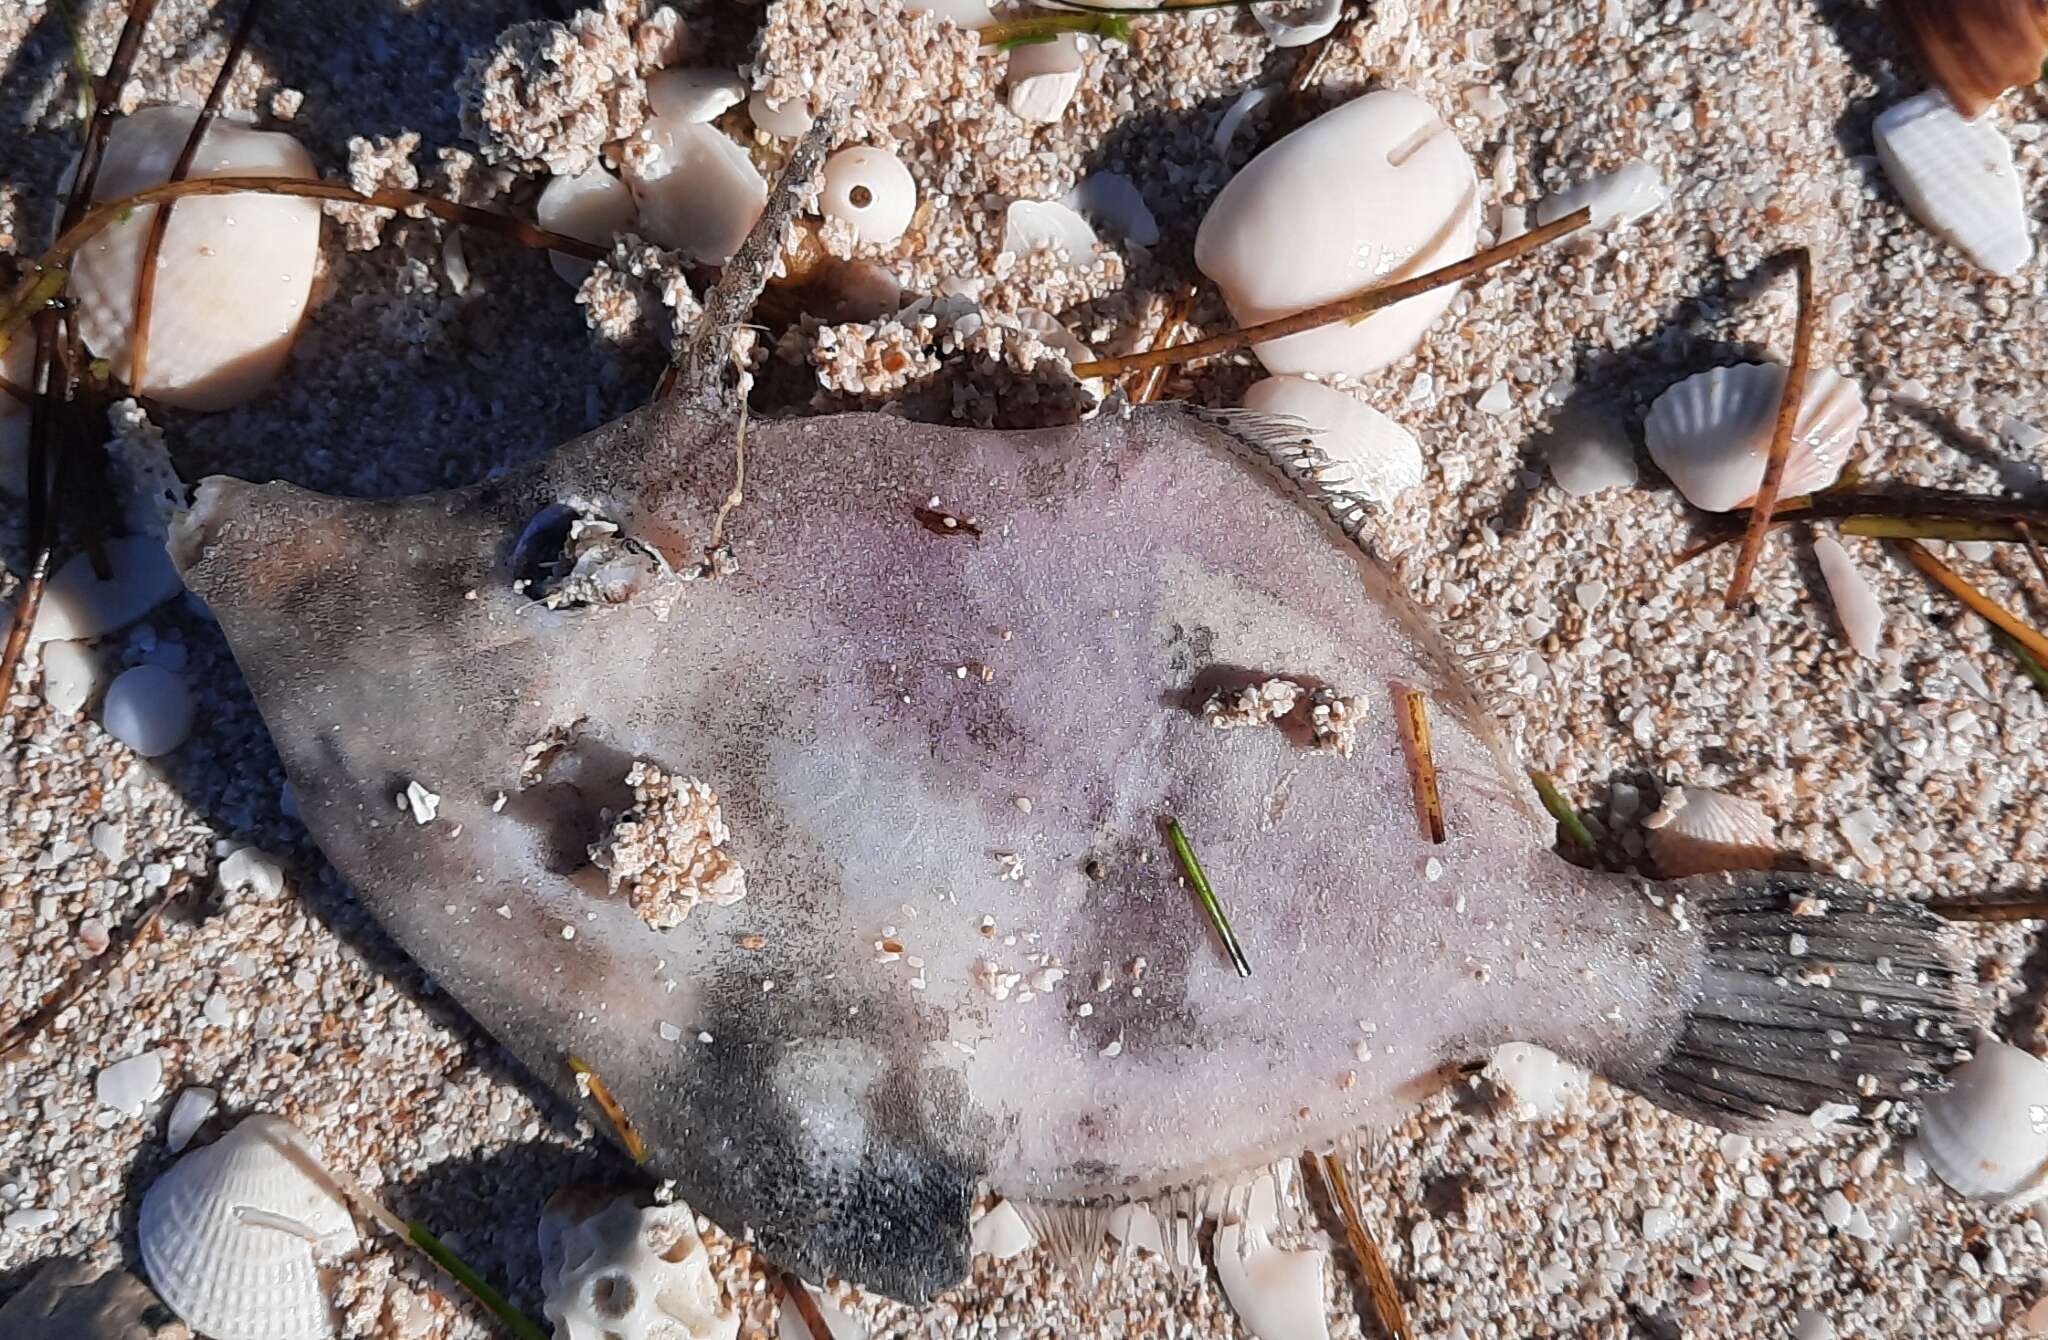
[166,122,1972,1303]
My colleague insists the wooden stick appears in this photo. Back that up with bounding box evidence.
[776,1269,835,1340]
[1724,247,1814,608]
[1317,1152,1414,1340]
[2018,520,2048,594]
[1395,686,1446,844]
[1068,207,1593,380]
[1892,538,2048,667]
[0,879,182,1061]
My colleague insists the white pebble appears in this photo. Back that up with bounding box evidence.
[1535,159,1670,229]
[219,846,286,898]
[30,537,181,645]
[38,640,106,715]
[96,1049,165,1118]
[101,664,193,757]
[165,1086,218,1153]
[2,1208,59,1234]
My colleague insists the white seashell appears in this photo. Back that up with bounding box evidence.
[30,536,182,645]
[1255,0,1343,47]
[1874,91,2032,277]
[1812,534,1883,658]
[220,846,288,899]
[1916,1041,2048,1206]
[539,1189,738,1340]
[1065,171,1159,247]
[71,106,320,411]
[166,1086,219,1154]
[140,1116,358,1340]
[907,0,993,27]
[747,91,814,139]
[1212,1217,1330,1340]
[3,1208,60,1234]
[969,1199,1035,1259]
[1002,199,1098,261]
[1483,1042,1589,1119]
[773,1282,868,1340]
[819,147,917,247]
[38,640,107,716]
[1006,35,1083,124]
[1643,785,1776,877]
[622,118,766,264]
[1534,159,1670,230]
[1643,363,1865,513]
[97,1049,166,1118]
[1105,1201,1167,1257]
[1542,404,1637,496]
[1213,85,1277,158]
[644,69,746,125]
[104,665,194,757]
[1242,376,1425,504]
[537,166,637,285]
[1195,89,1480,378]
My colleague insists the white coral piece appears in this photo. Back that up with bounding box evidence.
[539,1190,737,1340]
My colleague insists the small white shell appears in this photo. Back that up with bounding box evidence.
[1195,89,1479,378]
[38,640,106,716]
[1535,159,1670,229]
[72,106,321,411]
[30,536,181,645]
[622,117,766,264]
[968,1199,1034,1259]
[537,167,637,285]
[1542,404,1637,496]
[1212,1196,1330,1340]
[747,91,815,139]
[1874,91,2032,277]
[140,1115,359,1340]
[1242,376,1425,504]
[96,1049,165,1118]
[1643,785,1777,878]
[166,1086,219,1154]
[820,147,917,247]
[1255,0,1343,47]
[1644,363,1865,512]
[540,1189,738,1340]
[907,0,993,26]
[1015,309,1093,367]
[1006,35,1082,124]
[1001,199,1098,261]
[644,68,746,124]
[1916,1041,2048,1206]
[1213,85,1277,157]
[1812,533,1884,658]
[104,664,194,757]
[1065,171,1159,247]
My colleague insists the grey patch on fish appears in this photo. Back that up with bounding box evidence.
[1613,873,1972,1131]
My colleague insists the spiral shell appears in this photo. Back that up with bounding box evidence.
[139,1116,358,1340]
[1915,1040,2048,1206]
[1890,0,2048,120]
[1644,363,1864,512]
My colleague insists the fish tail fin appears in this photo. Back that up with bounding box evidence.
[1618,872,1974,1133]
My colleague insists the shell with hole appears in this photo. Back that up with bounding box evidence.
[820,147,917,247]
[1873,90,2032,277]
[70,106,320,411]
[1915,1039,2048,1206]
[1642,785,1777,878]
[1890,0,2048,119]
[539,1187,738,1340]
[138,1115,359,1340]
[1643,363,1865,512]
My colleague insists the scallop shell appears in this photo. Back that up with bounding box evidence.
[1643,363,1865,512]
[139,1115,359,1340]
[1194,89,1479,378]
[1890,0,2048,120]
[1241,376,1424,504]
[1874,90,2032,277]
[820,147,917,247]
[1812,533,1884,658]
[1006,35,1083,124]
[621,116,766,264]
[1915,1040,2048,1206]
[537,166,638,284]
[1643,785,1777,878]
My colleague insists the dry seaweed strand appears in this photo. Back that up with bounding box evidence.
[1928,896,2048,922]
[128,0,267,391]
[1315,1151,1415,1340]
[1675,491,2048,565]
[1528,770,1596,857]
[2017,520,2048,595]
[0,876,182,1062]
[776,1268,836,1340]
[1723,247,1814,608]
[1891,538,2048,667]
[565,1054,650,1162]
[1395,686,1446,844]
[1068,207,1592,380]
[1126,282,1198,404]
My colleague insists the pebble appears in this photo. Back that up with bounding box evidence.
[2,1207,59,1234]
[95,1050,165,1118]
[101,665,194,756]
[219,845,287,898]
[1542,405,1638,496]
[165,1086,217,1153]
[38,640,106,715]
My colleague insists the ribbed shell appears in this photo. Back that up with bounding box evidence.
[1890,0,2048,119]
[1873,91,2032,277]
[139,1116,358,1340]
[1643,785,1777,878]
[1241,376,1425,504]
[1916,1041,2048,1205]
[1644,363,1864,512]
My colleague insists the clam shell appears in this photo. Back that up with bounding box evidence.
[1915,1040,2048,1206]
[71,107,320,411]
[1874,90,2032,277]
[621,117,766,264]
[747,91,815,139]
[1643,785,1777,878]
[1812,533,1884,659]
[1643,363,1864,512]
[537,166,638,284]
[1194,89,1479,378]
[820,147,917,247]
[1001,199,1098,261]
[139,1115,359,1340]
[1890,0,2048,119]
[1241,376,1424,504]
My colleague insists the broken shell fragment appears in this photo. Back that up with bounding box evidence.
[1812,533,1884,659]
[1541,404,1638,496]
[622,116,767,264]
[1001,198,1098,261]
[1873,90,2032,277]
[30,536,182,645]
[539,1188,738,1340]
[1890,0,2048,120]
[820,147,917,247]
[1212,1181,1330,1340]
[1643,363,1864,512]
[1483,1042,1590,1119]
[1643,785,1777,878]
[1066,171,1159,247]
[1006,35,1083,124]
[1534,159,1670,229]
[747,91,815,139]
[1242,376,1424,504]
[139,1115,359,1340]
[1195,89,1479,378]
[968,1199,1034,1259]
[537,166,637,285]
[1916,1040,2048,1206]
[71,106,320,411]
[907,0,994,26]
[1254,0,1344,47]
[645,68,746,124]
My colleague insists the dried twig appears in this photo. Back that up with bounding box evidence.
[1316,1152,1414,1340]
[1676,490,2048,564]
[1069,207,1593,380]
[1127,283,1198,405]
[776,1269,835,1340]
[1395,686,1446,844]
[1928,897,2048,922]
[2017,520,2048,595]
[565,1054,649,1162]
[1892,538,2048,667]
[1724,247,1814,608]
[0,878,182,1062]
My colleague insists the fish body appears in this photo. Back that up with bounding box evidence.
[171,396,1968,1300]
